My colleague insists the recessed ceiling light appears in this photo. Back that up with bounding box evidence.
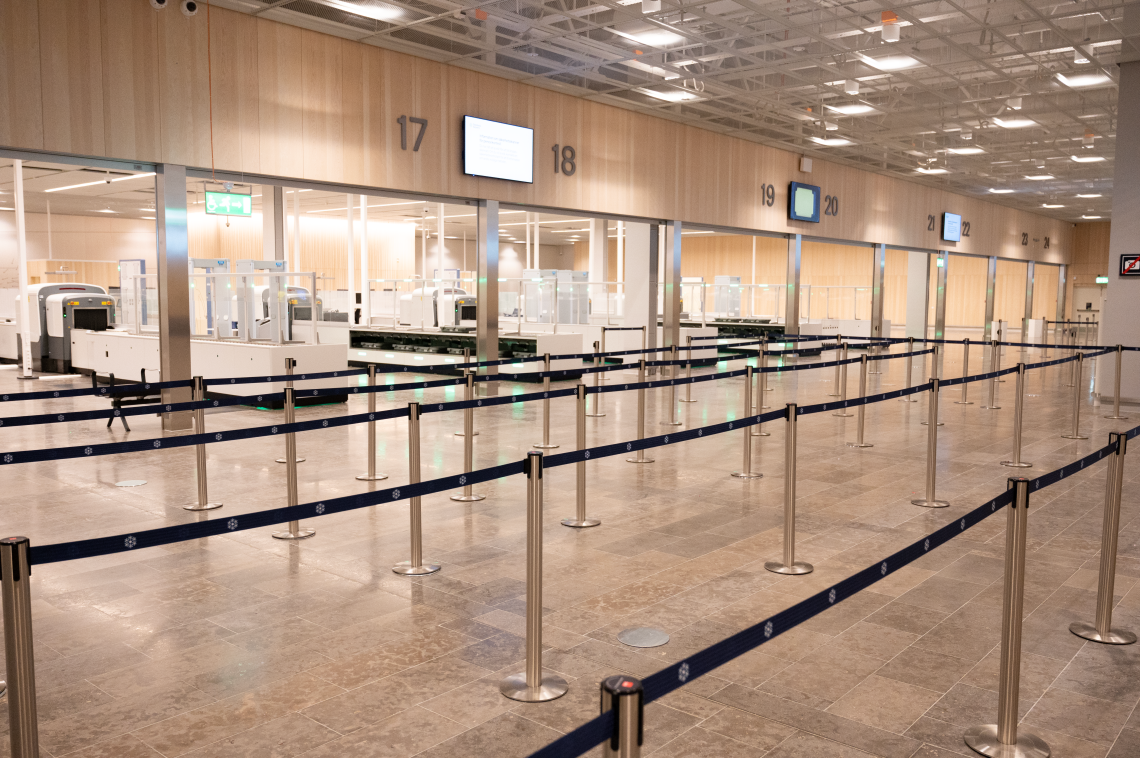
[1076,193,1102,198]
[95,209,117,213]
[826,103,876,115]
[994,118,1036,129]
[1082,215,1102,219]
[612,27,686,48]
[811,137,854,146]
[141,216,155,220]
[947,147,985,155]
[1071,155,1105,163]
[324,0,402,21]
[1057,72,1111,88]
[44,171,156,193]
[0,207,14,211]
[988,188,1015,194]
[1042,203,1065,208]
[916,167,949,174]
[1025,175,1054,180]
[861,54,920,71]
[639,87,702,102]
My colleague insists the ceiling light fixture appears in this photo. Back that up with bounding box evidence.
[824,121,838,131]
[1076,193,1102,198]
[612,26,685,47]
[1007,96,1023,110]
[1057,72,1111,88]
[638,87,702,102]
[1071,155,1105,163]
[916,167,949,174]
[323,0,402,21]
[994,117,1036,129]
[861,54,920,71]
[1083,132,1095,147]
[1082,215,1102,219]
[1042,203,1065,208]
[44,171,156,193]
[988,188,1014,194]
[845,80,859,95]
[1074,48,1090,64]
[961,130,972,140]
[947,147,985,155]
[825,103,877,115]
[1025,175,1054,180]
[810,137,854,146]
[641,0,661,12]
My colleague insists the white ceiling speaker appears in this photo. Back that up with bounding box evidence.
[961,130,972,140]
[181,0,198,16]
[1007,97,1022,110]
[642,0,662,13]
[150,0,168,8]
[881,11,900,42]
[1074,47,1090,64]
[845,80,859,95]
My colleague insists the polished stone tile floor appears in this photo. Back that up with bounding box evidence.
[1,333,1139,757]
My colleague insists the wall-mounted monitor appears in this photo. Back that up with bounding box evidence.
[788,182,821,223]
[463,116,534,183]
[942,212,962,242]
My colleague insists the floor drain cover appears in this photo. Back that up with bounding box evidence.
[115,480,147,487]
[617,627,670,648]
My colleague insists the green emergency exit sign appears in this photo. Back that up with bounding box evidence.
[205,191,252,216]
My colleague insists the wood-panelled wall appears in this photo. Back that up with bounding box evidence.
[1,0,1072,262]
[1067,222,1111,319]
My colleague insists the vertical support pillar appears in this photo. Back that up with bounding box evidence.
[360,195,369,326]
[345,194,355,307]
[646,225,660,372]
[983,255,997,342]
[156,164,193,431]
[870,243,886,342]
[476,200,500,396]
[13,161,32,379]
[1023,261,1035,342]
[1057,264,1068,326]
[292,190,301,272]
[662,220,682,351]
[934,252,948,377]
[263,185,285,261]
[589,218,607,308]
[905,251,930,340]
[785,234,802,335]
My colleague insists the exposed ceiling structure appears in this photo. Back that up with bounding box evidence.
[208,0,1136,223]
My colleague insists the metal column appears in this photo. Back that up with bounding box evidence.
[1023,261,1035,342]
[785,234,802,336]
[476,200,500,395]
[1,537,39,758]
[156,164,193,431]
[662,220,682,352]
[870,243,886,343]
[983,256,997,342]
[934,252,948,376]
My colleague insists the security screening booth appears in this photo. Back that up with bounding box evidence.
[18,283,115,373]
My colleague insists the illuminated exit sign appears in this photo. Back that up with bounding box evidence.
[205,191,252,216]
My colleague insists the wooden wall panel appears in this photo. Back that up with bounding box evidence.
[38,0,105,157]
[0,0,44,150]
[1032,264,1060,321]
[994,259,1028,326]
[28,259,120,290]
[100,0,161,162]
[1,1,1076,264]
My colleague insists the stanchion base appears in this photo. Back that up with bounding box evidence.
[954,401,975,405]
[184,502,223,511]
[912,498,950,508]
[1001,461,1033,468]
[453,431,481,437]
[964,723,1050,758]
[981,406,1002,411]
[832,411,854,418]
[920,421,946,426]
[750,430,771,437]
[1069,621,1137,645]
[765,560,813,575]
[828,393,841,397]
[899,398,918,403]
[533,443,560,450]
[562,517,601,528]
[679,399,698,403]
[355,473,389,481]
[585,412,607,417]
[846,442,874,448]
[731,471,764,479]
[1061,434,1089,440]
[617,627,670,648]
[450,493,486,502]
[272,528,316,540]
[392,561,441,576]
[626,457,655,464]
[760,404,771,410]
[662,420,683,426]
[275,458,306,464]
[500,671,569,702]
[1104,415,1129,420]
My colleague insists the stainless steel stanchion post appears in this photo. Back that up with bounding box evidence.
[955,338,973,405]
[393,402,440,575]
[766,404,812,575]
[454,348,479,436]
[1062,352,1088,440]
[1071,432,1136,645]
[1064,330,1077,387]
[275,358,305,463]
[601,675,644,758]
[534,353,559,449]
[273,388,315,540]
[587,341,606,417]
[912,378,949,508]
[681,335,696,403]
[640,326,647,366]
[1,537,39,758]
[996,329,1006,382]
[829,334,843,397]
[832,344,853,417]
[1105,345,1128,420]
[185,375,222,511]
[847,355,873,448]
[733,367,763,479]
[357,365,389,482]
[900,337,918,403]
[752,360,771,438]
[982,340,1002,410]
[869,339,882,374]
[626,360,654,464]
[1001,364,1032,469]
[451,371,485,502]
[756,341,771,410]
[964,478,1050,758]
[501,452,569,702]
[663,345,681,426]
[921,345,944,427]
[564,384,600,528]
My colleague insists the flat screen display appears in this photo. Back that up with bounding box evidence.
[942,212,962,242]
[788,182,821,223]
[463,116,534,183]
